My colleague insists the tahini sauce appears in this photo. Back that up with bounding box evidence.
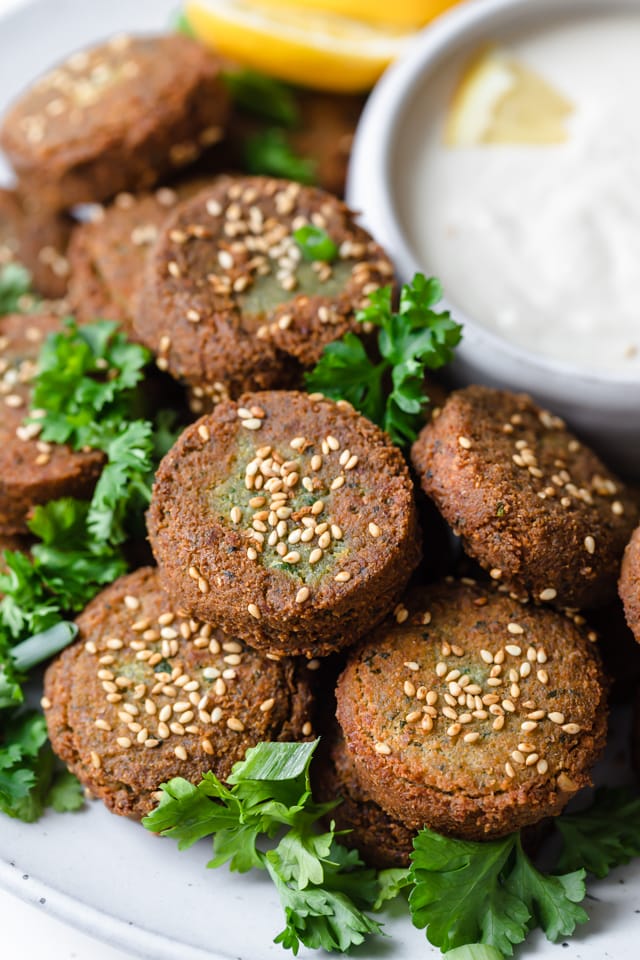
[405,13,640,373]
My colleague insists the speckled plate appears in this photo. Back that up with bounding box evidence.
[0,1,639,958]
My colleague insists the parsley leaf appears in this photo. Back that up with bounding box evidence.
[47,769,84,813]
[0,262,34,315]
[555,786,640,877]
[244,129,316,185]
[0,712,54,821]
[373,866,412,909]
[293,225,338,262]
[305,274,463,445]
[144,741,383,954]
[223,68,299,127]
[409,827,587,956]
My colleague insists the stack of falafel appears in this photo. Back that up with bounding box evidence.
[1,31,639,863]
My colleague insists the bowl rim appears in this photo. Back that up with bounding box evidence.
[346,0,640,392]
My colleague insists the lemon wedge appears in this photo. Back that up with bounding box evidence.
[261,0,460,29]
[445,47,574,146]
[185,0,412,92]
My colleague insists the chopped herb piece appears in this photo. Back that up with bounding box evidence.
[0,262,34,315]
[244,129,316,184]
[293,225,338,263]
[223,68,299,127]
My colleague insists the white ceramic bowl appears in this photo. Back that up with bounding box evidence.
[347,0,640,479]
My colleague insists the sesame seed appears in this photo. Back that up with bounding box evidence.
[492,715,505,730]
[227,717,245,732]
[539,588,557,601]
[335,571,351,582]
[584,536,596,554]
[612,500,624,516]
[374,741,391,755]
[311,499,324,515]
[507,623,524,635]
[447,723,462,737]
[547,711,565,725]
[505,762,515,777]
[395,606,409,624]
[521,720,538,733]
[511,750,525,765]
[173,745,188,761]
[326,435,340,451]
[198,578,209,594]
[505,644,522,657]
[480,649,493,664]
[404,680,416,697]
[330,475,345,490]
[537,759,549,774]
[458,436,472,449]
[562,723,581,734]
[241,418,262,430]
[490,568,503,580]
[302,721,313,736]
[40,696,52,709]
[331,524,343,540]
[116,737,132,748]
[368,522,381,538]
[90,752,101,769]
[557,772,577,792]
[464,731,480,743]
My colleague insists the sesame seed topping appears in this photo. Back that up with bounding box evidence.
[490,568,503,580]
[374,741,391,755]
[458,436,472,449]
[227,717,245,732]
[505,644,522,657]
[539,588,557,601]
[584,535,596,554]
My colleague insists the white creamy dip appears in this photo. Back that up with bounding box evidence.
[402,13,640,373]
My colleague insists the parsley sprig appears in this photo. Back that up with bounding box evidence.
[305,273,463,445]
[555,786,640,877]
[143,740,383,954]
[0,262,34,315]
[0,316,155,818]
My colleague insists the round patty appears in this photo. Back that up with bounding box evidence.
[336,578,608,840]
[148,390,421,658]
[411,385,638,610]
[0,312,104,534]
[134,175,394,397]
[313,725,415,868]
[43,566,315,819]
[0,187,72,300]
[619,525,640,644]
[67,178,225,336]
[0,34,229,211]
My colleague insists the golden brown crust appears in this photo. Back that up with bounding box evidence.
[0,188,72,300]
[336,579,608,840]
[411,386,638,610]
[0,313,104,534]
[67,178,227,334]
[1,34,229,210]
[148,390,421,658]
[620,525,640,644]
[134,175,394,396]
[44,566,315,819]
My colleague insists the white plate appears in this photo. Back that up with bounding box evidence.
[0,2,639,958]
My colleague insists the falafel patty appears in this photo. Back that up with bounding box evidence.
[0,34,229,211]
[0,312,104,534]
[619,525,640,644]
[313,724,415,868]
[134,175,394,397]
[43,566,315,819]
[0,187,72,300]
[67,179,224,336]
[148,390,421,658]
[411,385,637,610]
[336,579,608,840]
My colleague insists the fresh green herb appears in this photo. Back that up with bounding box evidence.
[172,9,196,37]
[0,262,34,315]
[555,786,640,878]
[0,319,156,820]
[409,828,587,956]
[444,945,505,960]
[293,225,338,263]
[47,769,85,813]
[305,273,463,445]
[244,129,316,185]
[373,866,412,909]
[143,740,383,954]
[223,68,299,127]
